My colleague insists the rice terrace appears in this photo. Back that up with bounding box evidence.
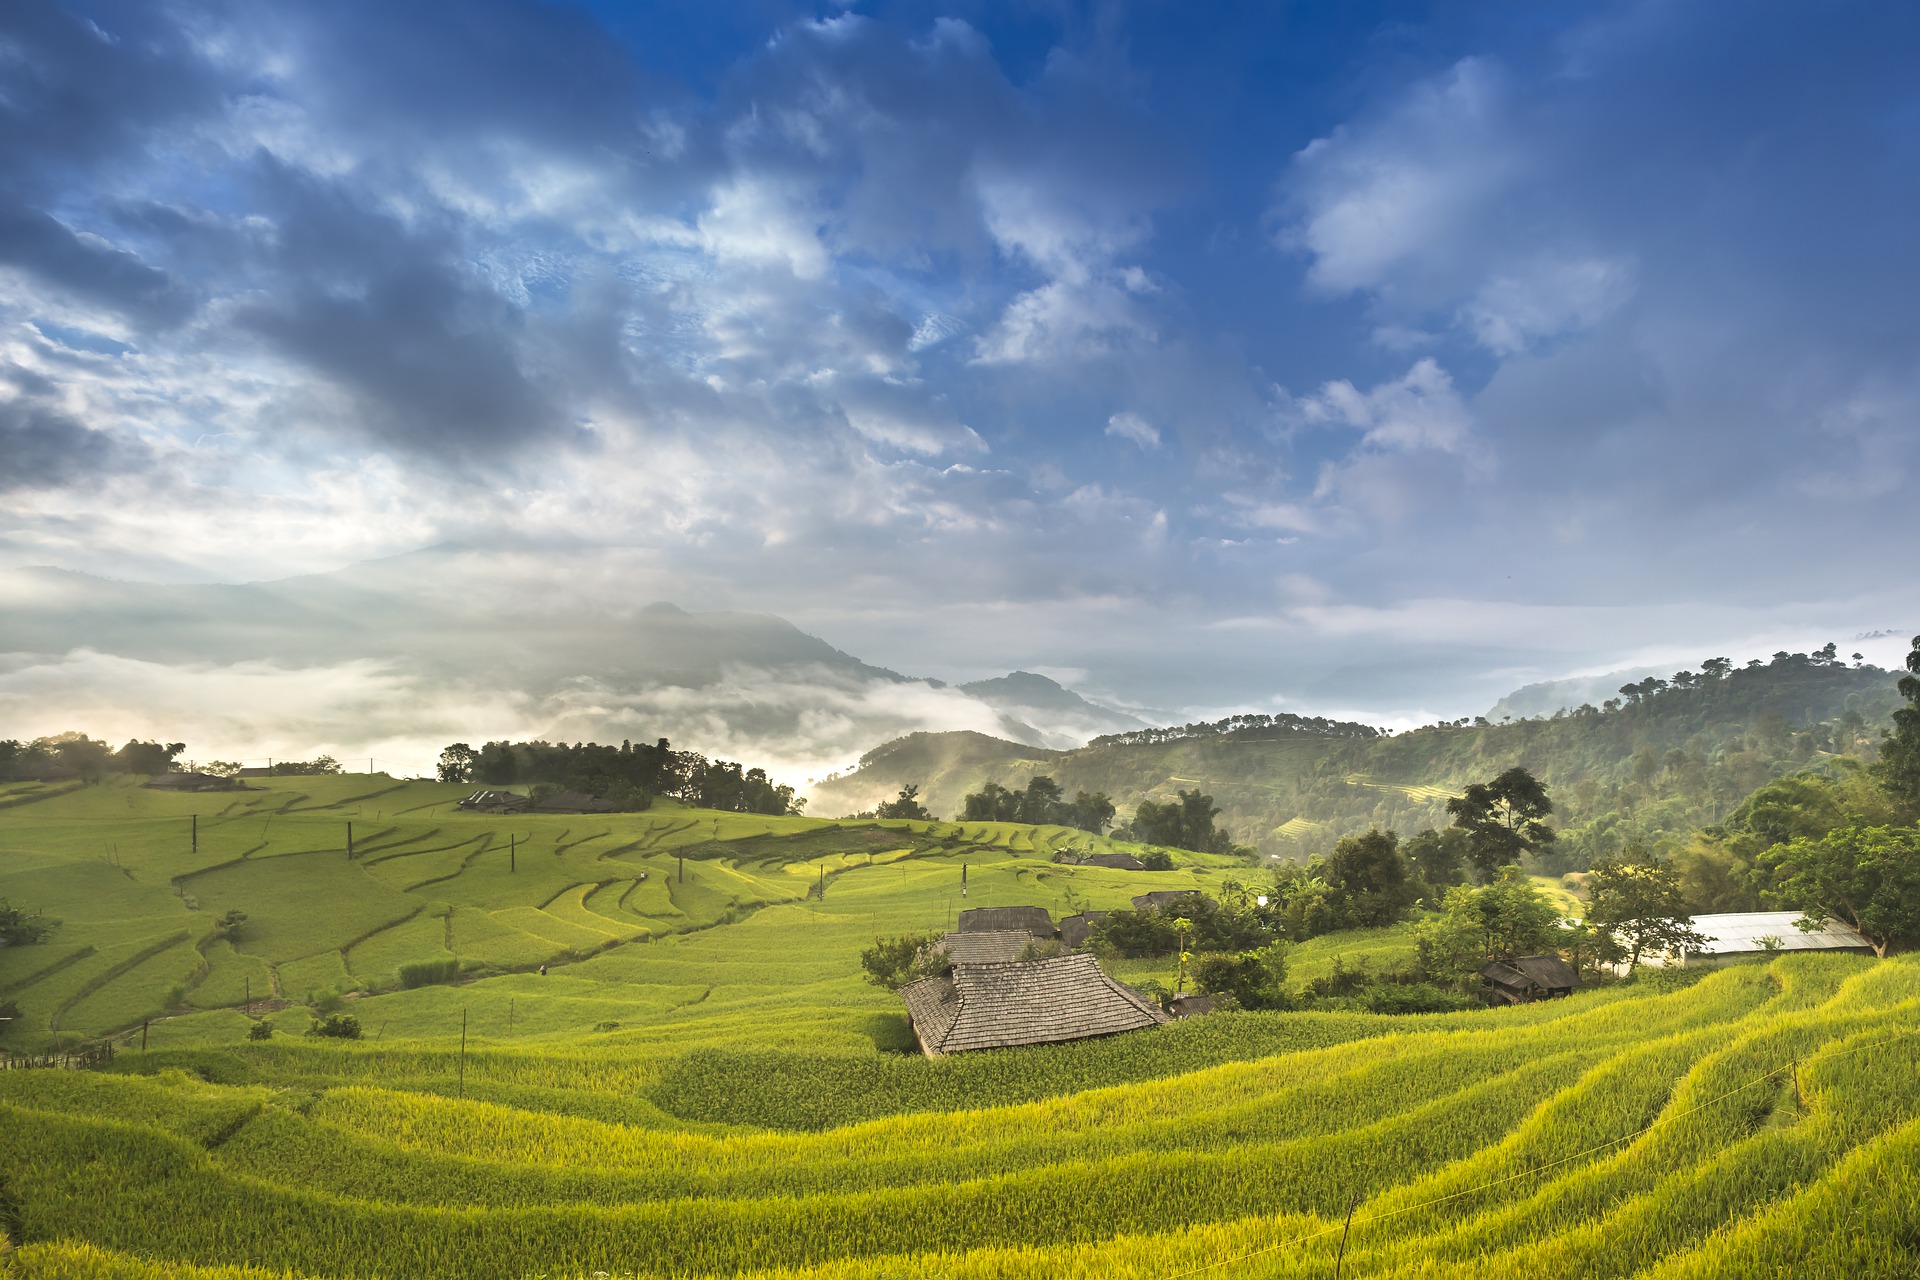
[3,752,1919,1279]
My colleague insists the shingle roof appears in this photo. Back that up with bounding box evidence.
[899,953,1168,1055]
[1058,911,1107,950]
[956,906,1056,936]
[940,930,1038,965]
[1482,954,1579,991]
[1685,911,1872,955]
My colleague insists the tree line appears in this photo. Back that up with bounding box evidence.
[436,737,802,816]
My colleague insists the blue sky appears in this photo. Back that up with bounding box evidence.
[2,0,1918,754]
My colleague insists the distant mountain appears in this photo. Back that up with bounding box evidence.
[0,555,1138,779]
[811,656,1904,863]
[957,671,1147,748]
[1485,667,1671,721]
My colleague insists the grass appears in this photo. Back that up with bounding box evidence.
[0,775,1915,1277]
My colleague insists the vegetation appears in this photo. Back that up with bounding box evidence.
[960,775,1115,833]
[438,736,800,814]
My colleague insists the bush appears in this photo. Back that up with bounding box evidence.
[1361,982,1473,1015]
[306,1013,362,1040]
[860,934,950,989]
[398,957,460,989]
[1140,850,1175,871]
[245,1021,273,1041]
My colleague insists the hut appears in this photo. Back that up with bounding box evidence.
[956,905,1056,936]
[939,931,1042,965]
[1673,911,1873,966]
[1131,889,1212,912]
[1480,955,1580,1004]
[1057,852,1148,871]
[1058,910,1108,950]
[458,789,530,814]
[1167,994,1218,1019]
[899,953,1168,1056]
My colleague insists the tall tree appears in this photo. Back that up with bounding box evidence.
[1876,634,1920,816]
[1323,828,1419,927]
[1584,851,1707,969]
[1415,869,1567,985]
[875,785,931,821]
[1447,766,1557,880]
[437,743,476,784]
[1761,823,1920,957]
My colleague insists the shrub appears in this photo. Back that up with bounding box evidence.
[860,934,950,989]
[398,957,460,989]
[306,1013,361,1040]
[245,1021,273,1041]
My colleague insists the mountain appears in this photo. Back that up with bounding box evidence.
[1485,666,1671,721]
[810,654,1905,863]
[0,555,1135,779]
[956,672,1147,748]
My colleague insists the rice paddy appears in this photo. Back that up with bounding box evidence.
[1,775,1916,1277]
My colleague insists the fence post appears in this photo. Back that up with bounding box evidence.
[141,1020,149,1052]
[1333,1194,1360,1280]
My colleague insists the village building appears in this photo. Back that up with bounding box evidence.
[1131,889,1213,912]
[1668,911,1874,966]
[1058,910,1107,950]
[899,953,1168,1055]
[1167,993,1218,1018]
[458,789,531,814]
[956,905,1056,936]
[1055,851,1149,870]
[1480,954,1581,1004]
[940,930,1042,965]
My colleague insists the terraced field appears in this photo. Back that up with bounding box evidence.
[3,777,1917,1277]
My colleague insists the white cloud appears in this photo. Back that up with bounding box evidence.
[1297,358,1475,454]
[1105,411,1159,448]
[1464,255,1635,355]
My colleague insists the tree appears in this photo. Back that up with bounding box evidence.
[1194,943,1290,1011]
[1761,823,1920,957]
[1130,789,1239,854]
[1584,851,1706,969]
[1323,828,1419,927]
[113,740,186,775]
[875,785,932,821]
[437,744,477,784]
[0,898,57,946]
[860,933,949,989]
[306,1013,362,1039]
[1416,868,1568,985]
[1067,790,1116,835]
[1876,634,1920,816]
[961,782,1020,823]
[1016,776,1065,825]
[1447,767,1557,880]
[1402,827,1470,890]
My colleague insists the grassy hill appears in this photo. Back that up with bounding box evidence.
[809,656,1904,865]
[1,774,1918,1276]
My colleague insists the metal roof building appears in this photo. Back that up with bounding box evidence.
[1682,911,1873,962]
[899,953,1168,1056]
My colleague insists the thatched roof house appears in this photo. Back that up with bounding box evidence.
[956,905,1056,936]
[1058,911,1107,950]
[1131,889,1211,912]
[1481,955,1580,1004]
[940,930,1040,965]
[899,953,1168,1056]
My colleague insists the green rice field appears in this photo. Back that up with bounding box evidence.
[1,775,1917,1277]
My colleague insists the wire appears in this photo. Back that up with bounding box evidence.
[1161,1025,1917,1280]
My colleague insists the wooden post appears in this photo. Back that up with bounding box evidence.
[510,833,516,873]
[962,861,968,898]
[678,854,685,884]
[244,977,251,1015]
[346,821,354,860]
[141,1020,149,1051]
[191,813,198,853]
[508,998,514,1032]
[458,1008,468,1097]
[1333,1194,1360,1280]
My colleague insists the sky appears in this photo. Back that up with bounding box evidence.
[2,0,1918,773]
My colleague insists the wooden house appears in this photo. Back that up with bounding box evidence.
[1480,955,1580,1004]
[899,953,1168,1056]
[956,905,1056,936]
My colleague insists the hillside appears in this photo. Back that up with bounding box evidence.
[1,773,1917,1277]
[811,653,1905,863]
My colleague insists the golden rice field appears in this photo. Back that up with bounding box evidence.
[2,777,1918,1278]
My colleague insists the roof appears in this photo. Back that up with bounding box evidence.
[1482,954,1580,991]
[1131,890,1211,912]
[459,789,529,812]
[1058,911,1107,950]
[1685,911,1873,955]
[233,767,274,778]
[940,930,1038,965]
[1079,853,1147,870]
[956,906,1056,936]
[899,953,1168,1055]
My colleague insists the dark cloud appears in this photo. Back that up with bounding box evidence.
[0,201,193,325]
[0,366,145,491]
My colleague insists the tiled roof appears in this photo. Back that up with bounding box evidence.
[956,905,1056,936]
[940,930,1037,965]
[899,953,1168,1055]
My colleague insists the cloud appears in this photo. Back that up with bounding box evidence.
[1105,411,1159,448]
[0,362,147,491]
[0,203,193,326]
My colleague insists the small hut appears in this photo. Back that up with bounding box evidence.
[1058,910,1108,950]
[899,953,1168,1056]
[1480,955,1580,1004]
[956,905,1056,936]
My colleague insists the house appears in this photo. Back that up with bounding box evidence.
[939,930,1042,965]
[1673,911,1874,966]
[458,789,530,814]
[1058,911,1108,950]
[1056,851,1148,870]
[143,772,243,792]
[899,953,1169,1056]
[1168,994,1218,1019]
[1481,955,1581,1004]
[1131,890,1212,912]
[529,791,618,814]
[956,905,1056,936]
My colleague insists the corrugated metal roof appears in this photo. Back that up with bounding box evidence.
[899,953,1167,1055]
[1687,911,1872,954]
